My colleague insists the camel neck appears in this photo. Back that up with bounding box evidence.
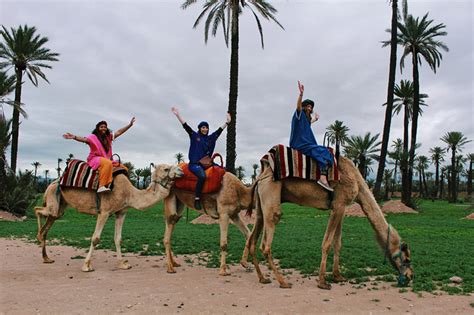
[128,183,169,210]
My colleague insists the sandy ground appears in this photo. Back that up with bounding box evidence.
[1,239,472,315]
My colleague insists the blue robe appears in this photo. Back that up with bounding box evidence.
[289,109,333,170]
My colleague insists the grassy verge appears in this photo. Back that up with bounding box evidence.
[0,200,472,294]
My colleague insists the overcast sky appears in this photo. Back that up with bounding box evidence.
[1,0,472,179]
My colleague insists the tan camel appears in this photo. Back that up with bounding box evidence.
[247,156,413,289]
[163,172,254,276]
[34,164,183,272]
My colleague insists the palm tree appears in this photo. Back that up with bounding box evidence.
[0,111,12,191]
[31,161,41,184]
[236,165,245,181]
[383,169,393,200]
[0,25,60,173]
[141,167,152,188]
[439,166,447,199]
[44,169,49,186]
[467,153,474,200]
[388,138,403,194]
[396,13,448,206]
[175,152,184,164]
[0,70,15,104]
[56,158,63,178]
[391,79,428,205]
[251,163,258,183]
[182,0,283,173]
[344,132,381,180]
[66,153,74,163]
[326,120,349,160]
[415,155,429,198]
[134,168,143,188]
[374,0,408,199]
[441,131,471,202]
[429,146,445,198]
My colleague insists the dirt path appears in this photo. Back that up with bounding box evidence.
[1,238,472,314]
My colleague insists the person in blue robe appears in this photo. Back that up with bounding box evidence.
[289,81,333,191]
[172,107,231,209]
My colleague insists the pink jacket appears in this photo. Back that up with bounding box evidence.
[86,134,113,170]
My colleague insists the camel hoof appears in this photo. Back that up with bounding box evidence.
[240,260,248,268]
[172,261,181,267]
[279,282,292,289]
[219,270,231,276]
[166,268,177,274]
[43,257,55,264]
[259,278,272,284]
[117,260,132,270]
[333,275,347,283]
[81,261,94,272]
[318,282,332,290]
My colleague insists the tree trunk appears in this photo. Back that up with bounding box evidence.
[418,170,422,197]
[435,160,440,198]
[391,159,398,195]
[450,148,456,202]
[10,69,23,174]
[407,51,420,207]
[374,0,398,199]
[225,1,239,175]
[422,169,428,198]
[359,156,366,180]
[440,173,445,199]
[401,102,410,205]
[467,159,473,199]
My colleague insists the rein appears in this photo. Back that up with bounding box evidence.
[384,224,411,286]
[153,168,173,191]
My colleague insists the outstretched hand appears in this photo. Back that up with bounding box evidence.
[226,112,232,124]
[63,133,74,140]
[298,80,304,95]
[312,112,320,123]
[171,107,179,116]
[129,117,136,126]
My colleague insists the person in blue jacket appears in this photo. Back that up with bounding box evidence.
[289,81,334,191]
[172,107,231,209]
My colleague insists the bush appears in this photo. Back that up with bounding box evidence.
[0,170,38,216]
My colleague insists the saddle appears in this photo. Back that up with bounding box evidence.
[174,155,226,194]
[59,159,128,191]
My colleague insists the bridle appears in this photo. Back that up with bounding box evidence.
[153,167,174,191]
[384,224,412,287]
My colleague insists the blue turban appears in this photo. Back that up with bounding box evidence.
[198,121,209,129]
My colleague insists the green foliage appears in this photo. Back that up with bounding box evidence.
[0,170,38,216]
[0,200,472,294]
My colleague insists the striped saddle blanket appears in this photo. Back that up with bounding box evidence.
[59,159,128,191]
[260,144,339,181]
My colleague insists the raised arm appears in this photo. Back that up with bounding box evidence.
[220,112,231,130]
[296,80,304,112]
[63,132,89,144]
[115,117,136,139]
[171,107,186,124]
[311,112,320,124]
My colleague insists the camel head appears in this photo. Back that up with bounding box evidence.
[387,241,413,287]
[151,164,184,190]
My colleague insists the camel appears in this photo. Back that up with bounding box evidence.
[247,156,414,289]
[163,172,254,276]
[34,164,183,272]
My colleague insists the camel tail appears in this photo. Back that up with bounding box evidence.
[246,181,258,217]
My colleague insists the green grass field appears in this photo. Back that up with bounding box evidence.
[1,200,472,294]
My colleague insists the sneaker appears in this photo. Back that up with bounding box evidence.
[194,198,202,210]
[317,180,334,192]
[97,186,111,193]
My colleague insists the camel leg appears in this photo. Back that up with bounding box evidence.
[217,213,232,276]
[230,213,251,268]
[37,216,57,264]
[248,210,270,284]
[114,210,131,270]
[332,216,347,283]
[82,212,110,272]
[318,207,345,289]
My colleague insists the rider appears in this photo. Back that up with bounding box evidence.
[171,107,230,209]
[63,117,135,193]
[289,81,333,191]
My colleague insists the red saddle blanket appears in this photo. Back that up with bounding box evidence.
[174,163,226,194]
[260,144,339,181]
[59,159,128,191]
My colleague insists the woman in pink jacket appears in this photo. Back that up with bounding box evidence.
[63,117,135,193]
